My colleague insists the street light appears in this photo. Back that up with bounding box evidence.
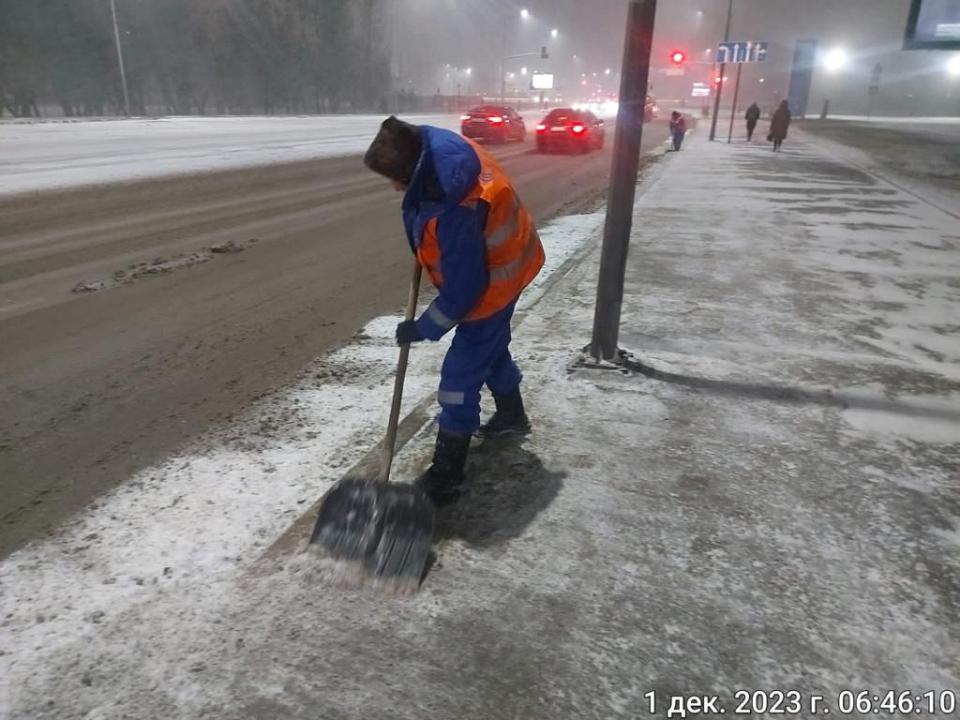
[948,54,960,77]
[551,28,559,38]
[823,48,848,73]
[521,66,528,75]
[109,0,131,116]
[520,8,530,19]
[604,68,611,75]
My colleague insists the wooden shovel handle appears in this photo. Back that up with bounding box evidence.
[381,259,422,482]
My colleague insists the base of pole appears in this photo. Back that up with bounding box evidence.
[576,345,636,372]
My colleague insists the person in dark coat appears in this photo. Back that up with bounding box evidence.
[669,111,687,151]
[768,100,791,151]
[745,102,761,141]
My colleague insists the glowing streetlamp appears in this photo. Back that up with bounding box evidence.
[948,54,960,77]
[823,48,848,73]
[520,8,530,20]
[551,28,559,39]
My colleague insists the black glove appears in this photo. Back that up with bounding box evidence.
[395,320,422,346]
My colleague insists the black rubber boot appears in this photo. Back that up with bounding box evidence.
[476,389,531,439]
[415,429,471,507]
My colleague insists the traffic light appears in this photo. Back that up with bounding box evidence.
[670,49,686,65]
[541,46,549,60]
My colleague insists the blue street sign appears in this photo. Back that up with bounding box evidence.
[717,41,769,64]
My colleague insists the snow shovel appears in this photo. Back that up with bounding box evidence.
[308,261,435,593]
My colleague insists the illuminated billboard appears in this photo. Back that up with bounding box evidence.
[531,73,554,90]
[904,0,960,49]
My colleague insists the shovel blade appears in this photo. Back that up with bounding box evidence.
[309,478,435,590]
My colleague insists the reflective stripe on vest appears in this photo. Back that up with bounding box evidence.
[490,226,542,283]
[486,193,519,249]
[416,140,544,322]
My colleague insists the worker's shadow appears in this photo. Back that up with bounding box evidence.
[432,438,565,548]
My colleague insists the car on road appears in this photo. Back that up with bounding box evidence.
[460,105,527,144]
[535,108,605,153]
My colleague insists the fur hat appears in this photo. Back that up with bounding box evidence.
[363,116,422,185]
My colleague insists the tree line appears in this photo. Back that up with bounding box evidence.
[0,0,391,117]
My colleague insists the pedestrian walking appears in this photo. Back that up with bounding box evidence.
[669,111,687,152]
[745,102,761,141]
[768,100,791,152]
[363,116,544,506]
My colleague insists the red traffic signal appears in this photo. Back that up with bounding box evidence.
[670,50,686,65]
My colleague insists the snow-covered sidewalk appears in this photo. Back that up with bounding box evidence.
[2,129,958,719]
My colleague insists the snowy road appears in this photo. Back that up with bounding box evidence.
[0,114,460,196]
[0,116,672,557]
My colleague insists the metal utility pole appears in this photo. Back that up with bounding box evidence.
[364,0,375,109]
[867,63,882,120]
[589,0,657,361]
[109,0,131,117]
[709,0,733,140]
[500,59,507,104]
[500,9,509,104]
[726,62,743,142]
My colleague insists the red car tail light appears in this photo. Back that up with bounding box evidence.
[571,123,586,135]
[487,115,504,124]
[535,123,546,132]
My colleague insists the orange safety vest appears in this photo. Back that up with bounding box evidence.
[417,140,544,322]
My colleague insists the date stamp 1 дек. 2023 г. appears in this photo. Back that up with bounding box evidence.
[643,689,958,716]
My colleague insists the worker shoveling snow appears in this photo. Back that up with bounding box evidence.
[308,116,546,591]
